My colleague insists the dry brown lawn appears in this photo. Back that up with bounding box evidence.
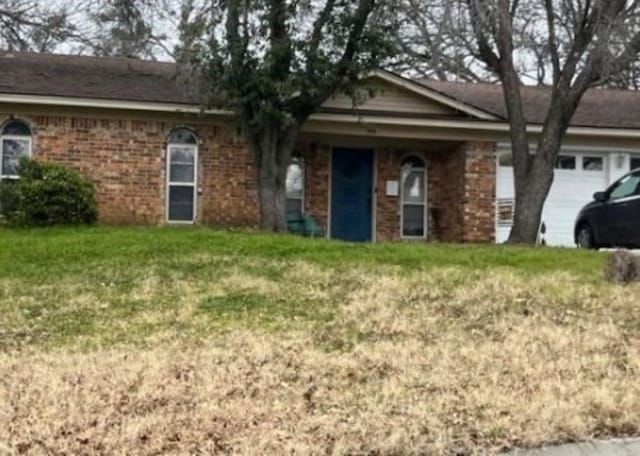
[2,231,640,456]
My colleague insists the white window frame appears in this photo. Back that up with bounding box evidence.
[165,142,198,224]
[581,155,604,172]
[285,158,305,218]
[400,160,427,240]
[1,134,32,179]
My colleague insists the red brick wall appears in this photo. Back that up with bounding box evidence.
[198,127,259,227]
[429,141,496,243]
[1,110,495,242]
[0,111,260,226]
[430,147,466,242]
[461,141,496,242]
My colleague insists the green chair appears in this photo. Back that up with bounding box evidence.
[286,212,305,234]
[287,213,324,238]
[302,214,324,237]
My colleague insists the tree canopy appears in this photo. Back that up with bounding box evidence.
[181,0,391,230]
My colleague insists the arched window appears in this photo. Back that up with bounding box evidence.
[285,157,304,219]
[166,128,198,223]
[1,120,32,179]
[401,155,427,238]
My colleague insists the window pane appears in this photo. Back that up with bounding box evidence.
[286,198,302,218]
[2,138,29,176]
[555,155,575,170]
[2,121,31,136]
[169,164,194,183]
[286,162,303,199]
[498,153,513,167]
[610,173,640,199]
[402,170,425,203]
[401,155,424,168]
[168,129,197,145]
[583,156,603,171]
[402,205,425,237]
[170,146,195,165]
[168,186,194,221]
[631,156,640,171]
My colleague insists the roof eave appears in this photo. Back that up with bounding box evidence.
[2,92,640,141]
[0,92,231,116]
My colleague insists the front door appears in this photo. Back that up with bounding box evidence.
[331,148,373,242]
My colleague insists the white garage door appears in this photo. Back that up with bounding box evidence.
[496,152,607,247]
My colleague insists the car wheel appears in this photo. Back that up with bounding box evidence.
[576,224,596,250]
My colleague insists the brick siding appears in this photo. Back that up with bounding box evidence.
[0,111,260,227]
[1,109,495,242]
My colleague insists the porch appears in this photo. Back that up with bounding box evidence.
[289,138,497,243]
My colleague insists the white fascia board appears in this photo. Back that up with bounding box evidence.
[309,112,640,140]
[0,93,232,115]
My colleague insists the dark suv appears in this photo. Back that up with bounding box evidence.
[575,169,640,249]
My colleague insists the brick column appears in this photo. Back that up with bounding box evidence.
[461,141,496,243]
[430,141,496,243]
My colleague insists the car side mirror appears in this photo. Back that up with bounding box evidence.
[593,191,607,202]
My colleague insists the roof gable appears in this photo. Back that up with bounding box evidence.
[321,77,456,116]
[321,73,495,119]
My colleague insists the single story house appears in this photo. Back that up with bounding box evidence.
[1,51,640,245]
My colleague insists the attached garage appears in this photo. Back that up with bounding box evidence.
[496,150,640,247]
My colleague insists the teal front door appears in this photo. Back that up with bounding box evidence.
[330,148,373,242]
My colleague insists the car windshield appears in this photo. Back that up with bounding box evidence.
[610,172,640,200]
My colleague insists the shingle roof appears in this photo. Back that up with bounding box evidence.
[419,79,640,129]
[0,51,197,104]
[1,51,640,129]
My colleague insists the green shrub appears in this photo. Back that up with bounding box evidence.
[0,157,97,226]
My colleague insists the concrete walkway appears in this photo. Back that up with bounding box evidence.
[509,439,640,455]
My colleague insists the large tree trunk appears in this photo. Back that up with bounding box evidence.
[246,123,299,232]
[507,159,555,244]
[506,87,576,245]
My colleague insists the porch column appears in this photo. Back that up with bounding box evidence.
[461,141,496,243]
[431,141,496,243]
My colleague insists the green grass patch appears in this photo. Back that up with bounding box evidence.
[0,226,609,351]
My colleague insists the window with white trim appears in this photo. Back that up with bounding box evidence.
[401,156,426,238]
[1,120,32,179]
[285,157,304,218]
[583,156,603,171]
[555,155,576,170]
[166,129,198,223]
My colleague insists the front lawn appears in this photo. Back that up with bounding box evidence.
[1,227,639,454]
